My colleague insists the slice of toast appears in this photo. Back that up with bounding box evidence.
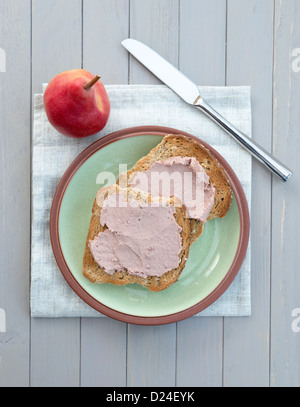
[83,184,191,292]
[120,135,232,243]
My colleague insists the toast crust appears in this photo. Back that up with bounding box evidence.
[120,135,232,243]
[83,184,191,292]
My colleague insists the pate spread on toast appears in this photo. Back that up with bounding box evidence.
[120,134,232,243]
[83,184,191,292]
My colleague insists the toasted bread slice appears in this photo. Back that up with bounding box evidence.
[120,135,232,243]
[83,184,191,292]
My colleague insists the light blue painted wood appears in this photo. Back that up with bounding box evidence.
[271,0,300,387]
[30,319,80,387]
[0,0,31,387]
[81,318,127,387]
[224,0,274,387]
[129,0,179,85]
[176,0,226,387]
[30,0,82,387]
[127,323,177,387]
[177,317,223,387]
[179,0,227,86]
[83,0,130,85]
[31,0,83,93]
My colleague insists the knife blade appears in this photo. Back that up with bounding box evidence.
[122,38,292,182]
[122,38,200,105]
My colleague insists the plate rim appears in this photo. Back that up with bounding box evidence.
[50,125,250,325]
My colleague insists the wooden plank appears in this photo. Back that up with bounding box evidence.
[31,0,82,93]
[126,0,179,387]
[0,0,31,387]
[30,0,82,387]
[129,0,179,84]
[177,318,223,387]
[80,0,129,387]
[224,0,274,387]
[176,0,226,387]
[127,324,176,387]
[271,0,300,387]
[179,0,226,86]
[30,319,80,387]
[81,318,127,387]
[83,0,129,85]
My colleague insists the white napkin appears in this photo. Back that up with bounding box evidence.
[31,84,251,318]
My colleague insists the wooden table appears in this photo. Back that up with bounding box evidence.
[0,0,299,387]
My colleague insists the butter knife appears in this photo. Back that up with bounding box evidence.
[122,38,292,182]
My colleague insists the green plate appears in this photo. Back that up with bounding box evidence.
[50,126,250,325]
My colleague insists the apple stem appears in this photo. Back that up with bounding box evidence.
[84,75,101,90]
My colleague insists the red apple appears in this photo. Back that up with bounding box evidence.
[43,69,110,138]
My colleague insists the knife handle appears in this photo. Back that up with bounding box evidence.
[195,100,292,182]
